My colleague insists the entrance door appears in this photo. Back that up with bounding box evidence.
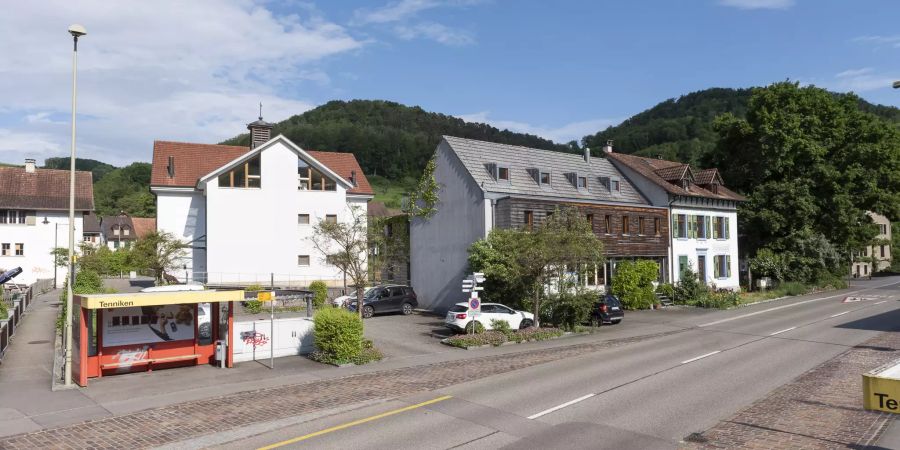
[697,255,707,284]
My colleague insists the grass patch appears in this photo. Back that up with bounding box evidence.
[369,175,416,209]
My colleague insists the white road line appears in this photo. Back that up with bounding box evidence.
[527,393,596,419]
[875,301,887,305]
[680,351,721,365]
[830,311,851,318]
[769,326,797,336]
[698,280,900,327]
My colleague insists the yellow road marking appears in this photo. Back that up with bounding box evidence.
[257,395,453,449]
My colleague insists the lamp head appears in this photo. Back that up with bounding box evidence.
[68,24,87,38]
[893,80,900,89]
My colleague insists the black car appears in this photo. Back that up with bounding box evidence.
[348,285,418,318]
[590,294,624,326]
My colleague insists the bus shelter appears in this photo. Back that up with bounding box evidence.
[71,290,244,386]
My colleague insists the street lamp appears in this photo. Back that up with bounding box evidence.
[64,23,86,387]
[894,81,900,89]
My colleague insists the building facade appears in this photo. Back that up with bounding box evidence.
[605,146,745,290]
[410,136,670,312]
[0,159,93,287]
[853,212,892,277]
[151,119,373,287]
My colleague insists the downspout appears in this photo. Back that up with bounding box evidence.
[668,195,677,285]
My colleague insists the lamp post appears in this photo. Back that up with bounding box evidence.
[64,23,86,387]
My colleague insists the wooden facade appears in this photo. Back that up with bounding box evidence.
[495,197,670,258]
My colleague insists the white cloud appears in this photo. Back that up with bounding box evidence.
[0,1,365,166]
[394,23,475,46]
[456,111,620,144]
[853,35,900,48]
[351,0,479,46]
[808,68,899,94]
[836,68,874,78]
[718,0,795,10]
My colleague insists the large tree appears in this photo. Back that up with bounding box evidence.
[706,82,900,278]
[311,206,370,320]
[130,231,188,283]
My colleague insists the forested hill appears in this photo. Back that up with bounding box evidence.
[582,87,900,165]
[221,99,572,180]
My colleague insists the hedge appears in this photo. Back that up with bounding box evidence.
[313,307,364,363]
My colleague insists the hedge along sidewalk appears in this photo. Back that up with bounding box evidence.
[0,327,689,449]
[442,327,572,350]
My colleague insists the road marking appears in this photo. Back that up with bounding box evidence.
[769,327,797,336]
[528,393,596,419]
[830,311,851,318]
[875,301,887,305]
[680,351,721,365]
[257,395,452,449]
[698,280,900,327]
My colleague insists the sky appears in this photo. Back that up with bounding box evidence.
[1,0,899,167]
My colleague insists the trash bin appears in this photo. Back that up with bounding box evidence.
[215,339,226,368]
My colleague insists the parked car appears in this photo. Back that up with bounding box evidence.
[332,287,375,308]
[444,302,534,333]
[347,285,418,318]
[590,294,624,326]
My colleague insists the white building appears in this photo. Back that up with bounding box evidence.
[0,159,93,287]
[853,212,892,277]
[150,118,373,287]
[606,146,745,290]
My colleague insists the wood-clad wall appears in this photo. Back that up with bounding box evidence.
[495,198,669,257]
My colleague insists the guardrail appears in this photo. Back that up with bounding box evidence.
[0,278,54,360]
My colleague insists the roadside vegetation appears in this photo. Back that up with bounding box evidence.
[57,269,116,331]
[445,319,565,349]
[309,307,382,365]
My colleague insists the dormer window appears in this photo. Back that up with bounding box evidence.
[681,179,691,191]
[709,182,719,194]
[610,177,621,194]
[540,171,551,186]
[494,164,510,182]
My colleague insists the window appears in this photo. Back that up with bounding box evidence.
[675,214,687,238]
[14,243,23,256]
[696,215,707,239]
[586,213,594,229]
[639,217,645,235]
[219,155,262,188]
[714,255,731,278]
[611,179,620,192]
[540,171,551,186]
[1,243,9,256]
[112,225,120,236]
[325,255,339,266]
[604,215,612,234]
[325,214,338,224]
[577,176,587,189]
[298,214,310,225]
[622,215,629,235]
[678,255,689,276]
[881,224,888,235]
[497,166,510,181]
[881,245,886,258]
[654,218,661,236]
[113,241,120,249]
[298,255,310,266]
[297,158,336,191]
[0,210,28,224]
[524,210,534,231]
[123,226,130,236]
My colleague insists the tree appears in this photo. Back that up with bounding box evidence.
[404,155,439,219]
[707,82,900,280]
[368,215,409,283]
[130,231,188,283]
[310,205,370,320]
[611,260,659,310]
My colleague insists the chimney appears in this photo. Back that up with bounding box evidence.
[350,170,358,187]
[247,104,274,149]
[583,147,591,164]
[602,140,614,154]
[24,158,36,173]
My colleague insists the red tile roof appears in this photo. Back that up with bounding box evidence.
[605,152,746,201]
[132,217,157,239]
[0,167,94,210]
[150,140,373,195]
[694,168,722,185]
[653,164,692,182]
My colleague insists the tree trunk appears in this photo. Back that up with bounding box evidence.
[356,285,364,320]
[532,279,541,328]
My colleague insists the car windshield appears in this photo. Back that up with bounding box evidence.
[364,289,381,299]
[606,295,621,307]
[448,305,467,313]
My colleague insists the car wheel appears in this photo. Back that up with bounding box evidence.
[401,303,413,315]
[519,319,534,330]
[612,319,622,325]
[363,305,375,319]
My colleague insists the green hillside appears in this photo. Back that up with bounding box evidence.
[582,87,900,165]
[222,99,572,180]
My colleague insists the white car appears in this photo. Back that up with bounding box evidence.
[444,302,534,333]
[332,287,375,307]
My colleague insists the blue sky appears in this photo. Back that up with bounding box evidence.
[1,0,899,166]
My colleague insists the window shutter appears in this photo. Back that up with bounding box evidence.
[689,216,696,238]
[726,255,732,277]
[705,216,711,239]
[724,217,731,239]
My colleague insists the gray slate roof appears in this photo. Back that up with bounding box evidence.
[443,136,646,205]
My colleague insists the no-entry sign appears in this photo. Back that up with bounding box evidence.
[469,296,480,312]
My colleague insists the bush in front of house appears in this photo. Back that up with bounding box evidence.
[542,291,595,330]
[309,280,328,310]
[312,307,366,364]
[611,260,659,310]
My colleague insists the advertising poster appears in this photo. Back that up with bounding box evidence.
[102,304,195,347]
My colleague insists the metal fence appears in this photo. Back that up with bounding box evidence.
[0,278,54,360]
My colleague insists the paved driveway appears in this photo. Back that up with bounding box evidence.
[363,311,451,360]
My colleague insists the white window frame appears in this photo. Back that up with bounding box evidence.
[298,255,311,266]
[539,170,551,187]
[298,214,310,225]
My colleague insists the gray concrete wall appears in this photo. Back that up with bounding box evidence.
[410,140,486,313]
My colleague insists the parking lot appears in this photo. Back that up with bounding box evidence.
[362,310,452,360]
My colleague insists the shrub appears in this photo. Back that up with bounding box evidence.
[0,300,7,321]
[779,282,807,296]
[489,318,513,335]
[314,307,364,363]
[675,268,708,305]
[243,300,263,314]
[656,283,675,300]
[543,291,595,330]
[612,260,659,310]
[445,327,564,348]
[309,280,328,310]
[695,289,741,309]
[465,320,485,334]
[245,283,264,291]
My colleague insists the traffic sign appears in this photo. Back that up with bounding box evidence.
[469,297,480,312]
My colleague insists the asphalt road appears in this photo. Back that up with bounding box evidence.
[221,277,900,450]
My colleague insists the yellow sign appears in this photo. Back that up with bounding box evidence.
[77,290,245,309]
[863,359,900,414]
[257,291,274,302]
